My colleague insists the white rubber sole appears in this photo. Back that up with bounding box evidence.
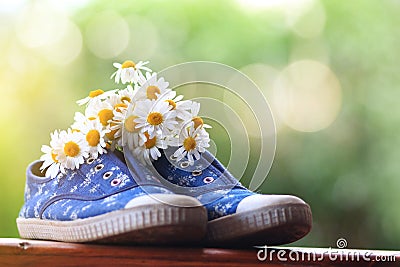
[206,203,312,247]
[17,203,207,245]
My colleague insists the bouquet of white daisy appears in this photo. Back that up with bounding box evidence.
[40,60,211,178]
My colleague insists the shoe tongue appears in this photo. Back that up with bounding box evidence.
[150,147,240,197]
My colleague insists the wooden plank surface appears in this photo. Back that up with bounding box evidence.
[0,238,399,267]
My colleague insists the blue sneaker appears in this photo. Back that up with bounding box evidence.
[150,148,312,246]
[17,150,207,244]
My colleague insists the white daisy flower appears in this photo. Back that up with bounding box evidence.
[76,89,117,106]
[187,101,212,129]
[105,123,121,150]
[71,111,94,131]
[40,130,65,178]
[85,99,115,127]
[95,95,130,146]
[133,131,167,165]
[111,60,152,84]
[104,93,129,114]
[111,103,141,150]
[55,130,89,170]
[134,99,178,138]
[117,85,135,104]
[133,72,170,101]
[80,119,108,158]
[157,90,193,120]
[173,122,211,164]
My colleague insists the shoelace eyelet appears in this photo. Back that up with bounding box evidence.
[180,161,190,168]
[192,170,202,176]
[95,164,104,172]
[111,178,121,187]
[103,171,113,180]
[203,177,214,184]
[86,157,95,164]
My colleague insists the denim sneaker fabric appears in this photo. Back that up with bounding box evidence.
[151,148,312,246]
[17,150,207,244]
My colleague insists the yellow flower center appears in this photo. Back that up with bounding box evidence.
[89,89,104,98]
[114,103,128,113]
[86,130,100,147]
[165,99,176,110]
[144,132,157,149]
[64,141,80,157]
[183,137,196,152]
[125,115,139,132]
[192,116,204,129]
[98,109,113,126]
[88,117,96,120]
[121,60,136,69]
[106,122,118,140]
[120,96,131,103]
[51,152,58,163]
[146,85,161,100]
[147,112,163,125]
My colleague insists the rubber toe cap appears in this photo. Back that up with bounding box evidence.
[125,193,202,208]
[236,194,306,213]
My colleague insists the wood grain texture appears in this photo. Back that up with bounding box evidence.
[0,238,399,267]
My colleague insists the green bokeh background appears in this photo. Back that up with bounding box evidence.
[1,0,399,249]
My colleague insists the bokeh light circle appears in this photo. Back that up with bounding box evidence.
[85,11,130,59]
[273,60,342,132]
